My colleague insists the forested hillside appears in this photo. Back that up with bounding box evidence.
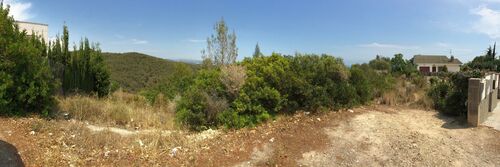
[102,52,197,92]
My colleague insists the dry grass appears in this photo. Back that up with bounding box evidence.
[57,90,176,130]
[20,118,190,166]
[379,76,433,109]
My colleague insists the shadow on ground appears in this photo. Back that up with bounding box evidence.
[0,140,24,167]
[434,113,468,129]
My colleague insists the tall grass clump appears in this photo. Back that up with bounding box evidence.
[58,90,175,129]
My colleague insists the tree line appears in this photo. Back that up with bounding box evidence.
[143,19,417,130]
[0,4,110,115]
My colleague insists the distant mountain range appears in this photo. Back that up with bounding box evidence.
[102,52,198,92]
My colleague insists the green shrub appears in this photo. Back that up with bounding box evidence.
[350,65,373,104]
[427,71,482,116]
[0,5,54,115]
[369,55,391,71]
[286,54,352,110]
[427,80,450,112]
[175,88,212,131]
[141,63,195,104]
[215,54,287,128]
[390,53,417,76]
[176,53,407,130]
[217,109,249,129]
[229,77,281,126]
[175,69,227,130]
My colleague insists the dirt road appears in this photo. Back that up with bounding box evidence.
[299,107,500,166]
[0,105,498,166]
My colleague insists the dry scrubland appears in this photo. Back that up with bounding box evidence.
[0,105,499,166]
[2,4,499,166]
[0,79,498,166]
[377,76,433,109]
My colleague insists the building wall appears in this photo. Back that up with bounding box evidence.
[468,73,498,126]
[416,63,460,72]
[16,21,48,42]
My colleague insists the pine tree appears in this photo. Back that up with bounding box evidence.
[253,43,263,58]
[493,42,496,59]
[202,18,238,67]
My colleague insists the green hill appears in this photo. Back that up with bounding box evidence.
[102,52,197,92]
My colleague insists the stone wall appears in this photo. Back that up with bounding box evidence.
[467,73,498,126]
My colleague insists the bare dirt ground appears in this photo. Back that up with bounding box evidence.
[484,107,500,131]
[0,105,499,166]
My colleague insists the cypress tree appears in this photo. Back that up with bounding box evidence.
[253,43,263,58]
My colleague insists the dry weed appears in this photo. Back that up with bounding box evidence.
[57,90,176,130]
[220,65,247,97]
[379,76,432,109]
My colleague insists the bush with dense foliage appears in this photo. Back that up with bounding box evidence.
[350,65,374,104]
[463,44,497,72]
[287,54,356,110]
[0,5,54,115]
[141,63,195,104]
[369,55,391,71]
[175,69,228,130]
[174,53,396,130]
[427,71,482,116]
[1,3,113,115]
[391,53,417,76]
[427,44,497,116]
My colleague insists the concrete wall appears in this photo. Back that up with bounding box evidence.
[468,73,498,126]
[15,21,48,42]
[416,63,460,72]
[447,65,460,72]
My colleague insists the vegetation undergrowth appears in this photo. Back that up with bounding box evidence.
[154,51,428,131]
[58,90,176,130]
[0,4,111,116]
[0,4,54,115]
[426,44,495,116]
[1,1,464,132]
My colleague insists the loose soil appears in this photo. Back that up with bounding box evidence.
[0,105,498,166]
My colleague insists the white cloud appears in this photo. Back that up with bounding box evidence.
[471,6,500,38]
[359,42,419,49]
[482,0,500,3]
[184,39,205,43]
[132,39,148,44]
[435,42,451,48]
[2,0,33,21]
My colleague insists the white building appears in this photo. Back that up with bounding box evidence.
[15,21,48,42]
[412,55,462,73]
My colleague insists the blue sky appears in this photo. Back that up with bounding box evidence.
[3,0,500,64]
